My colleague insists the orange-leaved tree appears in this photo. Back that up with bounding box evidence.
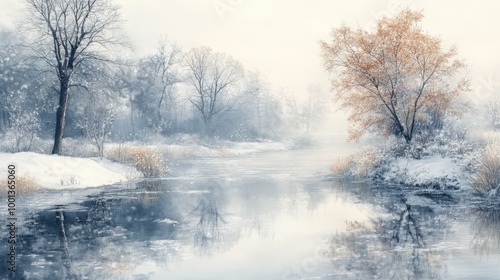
[320,9,469,144]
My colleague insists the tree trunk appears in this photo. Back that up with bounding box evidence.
[57,210,76,279]
[52,78,70,155]
[404,135,412,144]
[203,115,212,136]
[2,111,8,130]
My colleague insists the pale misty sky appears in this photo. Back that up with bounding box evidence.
[1,0,499,103]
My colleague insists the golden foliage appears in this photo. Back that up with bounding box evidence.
[321,9,469,143]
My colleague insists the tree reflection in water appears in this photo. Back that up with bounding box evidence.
[327,201,447,279]
[56,210,78,280]
[391,204,425,247]
[13,180,187,279]
[189,183,240,255]
[10,174,490,278]
[470,207,500,256]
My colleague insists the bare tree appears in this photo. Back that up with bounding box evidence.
[260,92,284,139]
[153,38,183,128]
[285,94,302,131]
[243,70,268,136]
[23,0,128,154]
[77,96,116,159]
[134,39,183,134]
[184,47,244,135]
[0,29,48,152]
[304,84,326,132]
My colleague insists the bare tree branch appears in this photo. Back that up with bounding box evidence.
[21,0,130,154]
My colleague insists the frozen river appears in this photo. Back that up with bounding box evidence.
[2,136,500,279]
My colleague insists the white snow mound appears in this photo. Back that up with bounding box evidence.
[382,155,469,188]
[0,152,140,190]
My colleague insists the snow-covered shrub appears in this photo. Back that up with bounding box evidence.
[107,146,165,177]
[471,135,500,196]
[77,101,117,159]
[383,123,482,173]
[433,128,475,157]
[1,71,44,152]
[352,148,386,177]
[431,128,484,172]
[61,138,98,158]
[3,110,40,152]
[484,100,500,131]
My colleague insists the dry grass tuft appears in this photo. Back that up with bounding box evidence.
[215,147,232,156]
[330,156,354,175]
[331,148,385,178]
[471,138,500,195]
[1,176,40,197]
[107,145,165,177]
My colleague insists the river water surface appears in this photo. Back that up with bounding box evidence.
[2,136,500,279]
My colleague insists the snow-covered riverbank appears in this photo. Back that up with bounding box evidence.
[0,152,141,190]
[331,131,500,195]
[0,137,303,190]
[376,155,471,190]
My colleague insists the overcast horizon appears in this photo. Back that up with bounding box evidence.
[1,0,499,103]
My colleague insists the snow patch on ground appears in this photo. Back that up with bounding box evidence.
[0,152,141,190]
[380,155,469,189]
